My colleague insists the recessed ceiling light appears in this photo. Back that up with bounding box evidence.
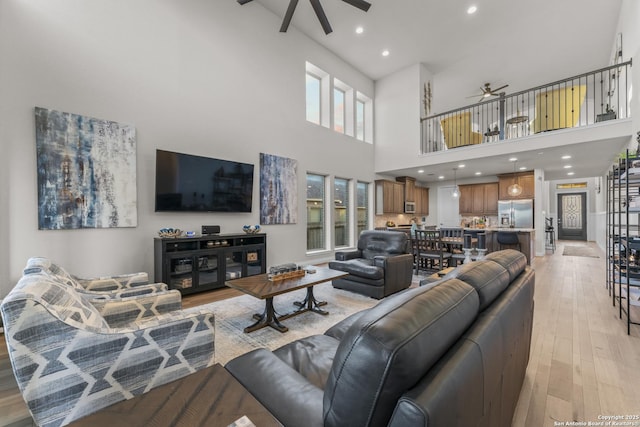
[438,175,445,179]
[467,5,477,14]
[458,164,466,168]
[519,166,527,170]
[418,169,424,173]
[355,26,364,34]
[509,157,518,162]
[562,155,572,160]
[564,165,572,169]
[475,172,482,175]
[381,49,390,57]
[567,172,575,176]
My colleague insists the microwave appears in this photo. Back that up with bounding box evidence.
[404,201,416,214]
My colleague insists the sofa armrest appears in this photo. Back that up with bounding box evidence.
[89,290,183,327]
[325,309,368,340]
[373,255,388,268]
[78,272,150,291]
[382,253,414,292]
[226,348,324,427]
[335,250,362,261]
[76,282,169,299]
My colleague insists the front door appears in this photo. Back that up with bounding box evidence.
[557,192,587,240]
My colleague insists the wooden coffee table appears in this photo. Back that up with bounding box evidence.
[225,267,348,333]
[67,364,281,426]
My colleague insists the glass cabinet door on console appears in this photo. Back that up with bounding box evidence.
[196,251,220,288]
[224,245,265,280]
[165,250,222,294]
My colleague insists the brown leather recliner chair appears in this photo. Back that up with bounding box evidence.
[329,230,413,299]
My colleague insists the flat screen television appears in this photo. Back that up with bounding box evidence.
[155,149,254,212]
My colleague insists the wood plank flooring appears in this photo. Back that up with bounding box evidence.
[512,241,640,426]
[1,242,639,426]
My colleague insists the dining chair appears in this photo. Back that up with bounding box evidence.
[440,228,467,267]
[412,230,452,274]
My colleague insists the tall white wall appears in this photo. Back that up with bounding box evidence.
[374,63,423,172]
[594,0,640,252]
[0,0,375,297]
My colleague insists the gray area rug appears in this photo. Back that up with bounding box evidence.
[205,282,378,365]
[562,245,600,258]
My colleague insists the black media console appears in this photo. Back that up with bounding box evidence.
[154,233,266,295]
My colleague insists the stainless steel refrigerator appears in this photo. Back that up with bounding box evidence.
[498,199,534,228]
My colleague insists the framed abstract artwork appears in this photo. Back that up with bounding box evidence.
[260,153,297,225]
[35,107,137,229]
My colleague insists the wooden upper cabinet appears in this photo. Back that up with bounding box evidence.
[483,182,499,214]
[459,185,474,215]
[375,177,428,215]
[375,180,405,214]
[517,174,535,199]
[459,182,498,215]
[498,172,535,200]
[416,187,429,215]
[396,176,416,202]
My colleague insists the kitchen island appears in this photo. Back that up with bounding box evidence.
[460,227,535,265]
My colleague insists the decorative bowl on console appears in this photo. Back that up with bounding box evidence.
[242,225,261,234]
[158,228,183,238]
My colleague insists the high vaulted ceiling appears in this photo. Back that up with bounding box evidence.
[252,0,622,82]
[240,0,628,182]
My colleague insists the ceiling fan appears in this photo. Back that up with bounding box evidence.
[237,0,372,35]
[467,83,509,102]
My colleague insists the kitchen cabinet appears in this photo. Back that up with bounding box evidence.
[396,176,416,202]
[375,180,404,214]
[415,186,429,215]
[459,183,498,215]
[459,185,474,215]
[498,172,535,200]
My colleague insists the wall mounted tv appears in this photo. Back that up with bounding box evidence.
[155,149,254,212]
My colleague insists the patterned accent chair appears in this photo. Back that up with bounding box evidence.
[1,271,215,427]
[24,257,167,299]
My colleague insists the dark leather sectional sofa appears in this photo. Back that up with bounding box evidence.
[226,249,535,427]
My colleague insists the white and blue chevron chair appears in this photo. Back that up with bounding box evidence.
[1,270,215,427]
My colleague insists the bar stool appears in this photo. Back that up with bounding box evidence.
[545,217,556,253]
[496,232,521,251]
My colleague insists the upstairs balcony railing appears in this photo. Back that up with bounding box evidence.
[420,60,632,154]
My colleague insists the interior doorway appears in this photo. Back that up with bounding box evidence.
[557,192,587,240]
[437,186,460,227]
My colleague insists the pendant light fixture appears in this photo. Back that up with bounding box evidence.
[452,168,460,198]
[508,159,523,197]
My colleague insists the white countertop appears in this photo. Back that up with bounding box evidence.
[453,227,534,232]
[482,227,535,232]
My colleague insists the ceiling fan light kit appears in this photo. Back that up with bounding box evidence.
[237,0,371,35]
[467,82,510,103]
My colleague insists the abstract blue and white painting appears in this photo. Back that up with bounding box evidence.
[35,107,137,229]
[260,153,297,225]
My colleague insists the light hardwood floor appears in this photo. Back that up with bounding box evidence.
[1,242,639,426]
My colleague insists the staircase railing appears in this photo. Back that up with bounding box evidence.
[420,60,632,154]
